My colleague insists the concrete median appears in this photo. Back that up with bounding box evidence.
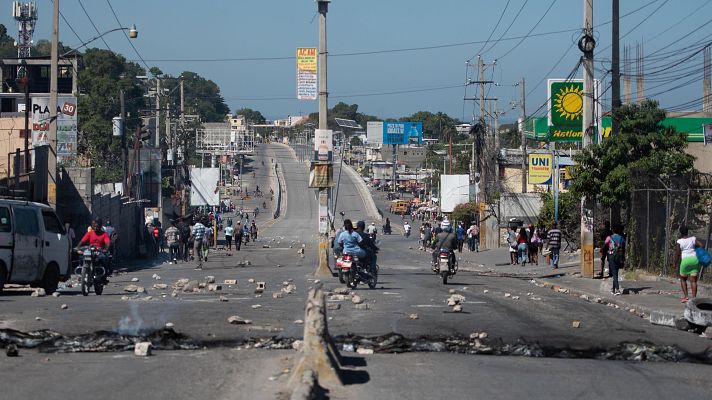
[288,285,343,394]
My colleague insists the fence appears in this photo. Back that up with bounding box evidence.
[627,174,712,279]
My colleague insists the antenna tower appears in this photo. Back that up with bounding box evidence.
[12,1,38,77]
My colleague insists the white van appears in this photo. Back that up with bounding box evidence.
[0,200,70,294]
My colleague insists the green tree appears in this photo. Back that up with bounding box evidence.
[235,107,266,124]
[571,100,696,207]
[77,48,146,182]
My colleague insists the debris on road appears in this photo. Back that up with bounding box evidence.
[327,304,341,311]
[228,315,252,325]
[333,288,350,295]
[123,285,145,293]
[251,304,262,309]
[281,284,297,295]
[152,274,161,280]
[254,282,265,294]
[453,304,463,312]
[294,319,303,324]
[134,342,152,357]
[31,288,46,297]
[60,304,68,310]
[483,289,489,294]
[448,289,457,294]
[52,292,61,298]
[181,281,200,293]
[153,283,168,290]
[356,348,374,355]
[248,278,256,284]
[409,313,419,320]
[354,303,370,310]
[6,344,19,357]
[173,278,190,289]
[272,292,284,299]
[572,321,582,328]
[292,340,303,351]
[447,294,465,306]
[351,295,364,304]
[219,296,229,302]
[205,276,216,284]
[504,293,511,298]
[208,284,222,292]
[224,279,237,285]
[131,277,139,282]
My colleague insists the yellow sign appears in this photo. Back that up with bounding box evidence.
[528,154,553,185]
[296,47,317,72]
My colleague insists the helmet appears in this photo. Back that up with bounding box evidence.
[356,221,366,230]
[441,221,451,231]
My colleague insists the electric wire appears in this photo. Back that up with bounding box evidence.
[105,0,153,75]
[496,0,558,61]
[77,0,111,50]
[467,0,511,62]
[481,0,529,56]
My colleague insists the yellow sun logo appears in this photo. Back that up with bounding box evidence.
[553,84,583,121]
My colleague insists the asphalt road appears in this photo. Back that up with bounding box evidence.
[2,143,712,399]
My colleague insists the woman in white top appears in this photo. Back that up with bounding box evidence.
[675,225,703,303]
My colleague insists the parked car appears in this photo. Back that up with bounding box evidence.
[0,200,70,294]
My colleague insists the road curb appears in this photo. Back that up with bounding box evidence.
[288,286,343,395]
[535,279,681,327]
[340,162,381,222]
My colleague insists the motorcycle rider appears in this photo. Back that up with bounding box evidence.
[383,217,392,235]
[366,222,377,239]
[337,219,365,260]
[356,221,379,272]
[431,221,457,271]
[403,220,412,237]
[77,218,112,282]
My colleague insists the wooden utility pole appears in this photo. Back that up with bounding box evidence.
[581,0,595,278]
[611,0,620,137]
[520,78,526,193]
[48,0,59,207]
[316,0,331,277]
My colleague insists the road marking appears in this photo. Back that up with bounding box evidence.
[412,305,446,308]
[382,292,400,295]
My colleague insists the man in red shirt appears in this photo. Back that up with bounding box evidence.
[79,219,110,251]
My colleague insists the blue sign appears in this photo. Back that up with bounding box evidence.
[382,122,423,145]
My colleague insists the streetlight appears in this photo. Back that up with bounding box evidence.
[61,25,139,58]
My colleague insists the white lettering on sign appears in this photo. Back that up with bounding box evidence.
[387,124,404,134]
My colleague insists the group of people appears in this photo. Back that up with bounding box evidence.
[332,219,379,272]
[505,224,547,267]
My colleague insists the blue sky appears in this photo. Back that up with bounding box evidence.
[7,0,711,122]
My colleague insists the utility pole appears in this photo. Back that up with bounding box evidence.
[611,0,620,137]
[316,0,331,277]
[478,57,485,204]
[704,45,711,112]
[22,68,30,173]
[47,0,59,207]
[155,77,161,148]
[493,98,500,192]
[121,89,127,194]
[580,0,595,278]
[520,78,527,193]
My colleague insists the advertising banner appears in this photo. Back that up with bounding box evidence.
[32,95,78,165]
[440,174,470,213]
[296,47,317,100]
[528,153,553,185]
[308,162,334,188]
[547,79,600,142]
[366,121,384,145]
[313,129,333,161]
[382,121,423,145]
[190,167,220,206]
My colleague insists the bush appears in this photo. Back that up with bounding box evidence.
[451,202,479,227]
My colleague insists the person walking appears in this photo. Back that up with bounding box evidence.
[598,221,612,278]
[547,223,562,269]
[675,225,703,303]
[456,222,466,253]
[467,223,479,252]
[505,226,517,265]
[528,225,541,265]
[516,227,529,266]
[224,220,234,251]
[250,221,258,241]
[191,218,206,266]
[422,223,432,251]
[604,224,626,295]
[234,221,243,251]
[165,221,180,264]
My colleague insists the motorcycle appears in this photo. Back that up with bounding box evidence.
[404,227,411,238]
[339,253,378,289]
[433,248,457,284]
[382,224,392,235]
[75,246,109,296]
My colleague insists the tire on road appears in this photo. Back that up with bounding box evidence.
[684,298,712,328]
[41,263,60,295]
[0,262,7,293]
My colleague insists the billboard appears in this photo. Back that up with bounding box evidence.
[296,47,317,100]
[440,174,470,213]
[382,121,423,145]
[528,153,553,185]
[32,95,78,165]
[308,162,334,188]
[547,79,600,142]
[313,129,333,161]
[190,167,220,206]
[366,121,383,145]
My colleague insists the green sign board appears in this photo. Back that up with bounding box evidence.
[548,80,583,141]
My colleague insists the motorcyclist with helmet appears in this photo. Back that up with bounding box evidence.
[431,220,457,271]
[356,220,379,273]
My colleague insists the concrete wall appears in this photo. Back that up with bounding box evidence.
[500,193,544,227]
[686,142,712,173]
[0,116,28,177]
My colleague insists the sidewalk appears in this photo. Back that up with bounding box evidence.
[457,246,712,328]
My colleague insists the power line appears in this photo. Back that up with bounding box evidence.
[595,0,670,56]
[77,0,111,50]
[105,0,153,75]
[496,0,558,61]
[467,0,511,62]
[481,0,530,56]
